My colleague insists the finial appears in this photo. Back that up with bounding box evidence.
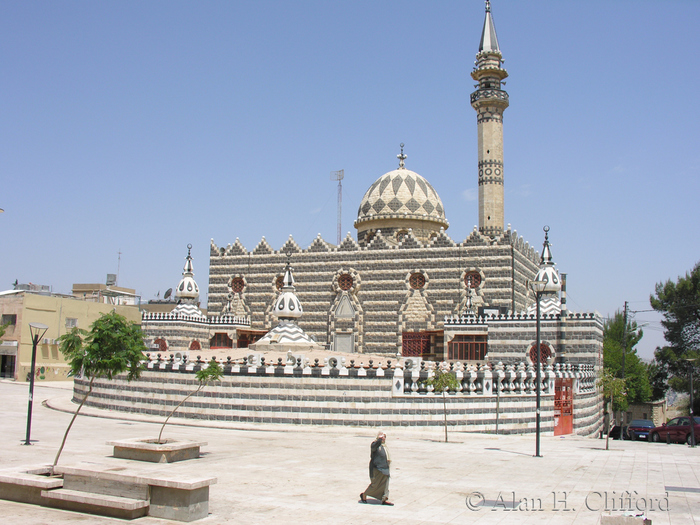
[187,243,192,256]
[397,143,407,169]
[541,226,553,265]
[485,0,491,13]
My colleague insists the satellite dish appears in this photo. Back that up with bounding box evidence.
[164,288,173,300]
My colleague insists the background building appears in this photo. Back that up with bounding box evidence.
[0,290,140,381]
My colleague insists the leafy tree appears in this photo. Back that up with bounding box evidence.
[426,366,460,443]
[602,310,651,410]
[157,358,223,443]
[651,262,700,394]
[646,356,670,401]
[54,311,146,470]
[597,369,626,450]
[0,322,9,338]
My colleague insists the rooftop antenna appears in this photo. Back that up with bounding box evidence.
[330,169,344,245]
[116,249,122,286]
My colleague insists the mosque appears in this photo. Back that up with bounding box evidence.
[130,1,605,436]
[144,1,603,366]
[203,2,598,361]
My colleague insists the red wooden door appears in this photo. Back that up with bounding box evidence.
[554,378,574,436]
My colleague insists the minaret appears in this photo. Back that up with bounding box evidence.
[471,1,508,237]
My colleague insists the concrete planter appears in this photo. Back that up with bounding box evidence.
[0,465,63,505]
[107,438,207,463]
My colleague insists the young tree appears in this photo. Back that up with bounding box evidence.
[651,262,700,393]
[597,369,626,451]
[157,358,223,443]
[602,310,651,411]
[54,311,146,471]
[426,365,460,443]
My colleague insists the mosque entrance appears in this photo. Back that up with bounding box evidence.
[236,330,266,349]
[554,378,574,435]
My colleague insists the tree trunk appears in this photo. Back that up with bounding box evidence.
[52,375,94,472]
[605,395,611,451]
[157,384,203,443]
[443,390,448,443]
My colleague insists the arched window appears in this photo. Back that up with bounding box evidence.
[464,271,482,288]
[189,340,201,351]
[409,273,426,290]
[529,343,552,365]
[338,274,353,291]
[230,277,245,293]
[153,338,167,353]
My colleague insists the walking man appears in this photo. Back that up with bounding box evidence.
[360,431,393,505]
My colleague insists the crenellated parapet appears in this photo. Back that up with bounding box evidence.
[142,310,250,326]
[209,227,541,256]
[443,311,600,325]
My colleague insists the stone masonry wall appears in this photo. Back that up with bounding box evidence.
[208,227,540,354]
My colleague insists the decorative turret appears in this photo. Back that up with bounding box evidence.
[527,227,562,316]
[249,252,322,352]
[175,244,199,305]
[471,0,508,237]
[273,253,303,320]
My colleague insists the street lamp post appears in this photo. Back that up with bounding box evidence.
[684,358,697,447]
[529,279,547,458]
[24,322,48,445]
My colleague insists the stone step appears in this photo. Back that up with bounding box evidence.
[41,489,149,516]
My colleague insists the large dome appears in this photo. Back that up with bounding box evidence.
[355,168,448,227]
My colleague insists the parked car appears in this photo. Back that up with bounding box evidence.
[626,419,655,440]
[649,416,700,444]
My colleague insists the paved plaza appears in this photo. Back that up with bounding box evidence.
[0,380,698,524]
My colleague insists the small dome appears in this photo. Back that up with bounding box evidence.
[534,266,561,294]
[355,168,448,227]
[534,230,561,294]
[526,227,562,316]
[273,259,303,320]
[175,244,200,304]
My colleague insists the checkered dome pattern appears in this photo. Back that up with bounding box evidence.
[357,169,447,224]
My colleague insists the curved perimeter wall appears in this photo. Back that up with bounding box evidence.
[74,360,602,437]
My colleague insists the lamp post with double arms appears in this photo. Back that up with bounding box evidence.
[24,322,49,445]
[684,358,697,447]
[529,279,547,458]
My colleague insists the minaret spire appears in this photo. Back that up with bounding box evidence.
[471,1,508,237]
[479,1,500,53]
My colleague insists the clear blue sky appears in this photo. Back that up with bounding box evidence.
[2,1,699,359]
